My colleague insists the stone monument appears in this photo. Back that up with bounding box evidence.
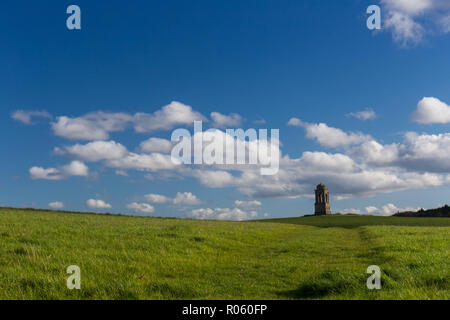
[314,183,331,215]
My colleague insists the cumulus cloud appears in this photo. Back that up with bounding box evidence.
[234,200,262,208]
[140,138,173,153]
[11,110,52,124]
[171,128,280,176]
[365,206,379,214]
[126,202,155,214]
[210,112,243,128]
[134,101,206,133]
[48,201,64,209]
[351,132,450,173]
[173,192,202,205]
[189,146,449,199]
[54,139,181,175]
[52,112,132,140]
[144,192,201,205]
[411,97,450,124]
[105,152,179,172]
[194,170,235,188]
[188,207,258,221]
[29,161,89,180]
[380,0,450,46]
[346,109,376,121]
[287,117,303,127]
[289,119,372,148]
[19,99,450,206]
[62,161,89,177]
[50,102,206,140]
[144,194,173,203]
[86,199,112,209]
[54,140,128,162]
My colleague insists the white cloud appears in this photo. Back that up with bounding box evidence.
[48,201,64,209]
[173,192,202,205]
[349,140,399,166]
[411,97,450,124]
[189,147,449,199]
[194,170,235,188]
[105,152,179,172]
[365,206,379,213]
[188,207,258,221]
[126,202,155,214]
[52,116,111,140]
[291,119,371,148]
[210,112,243,128]
[140,138,173,153]
[351,132,450,173]
[144,193,173,203]
[380,0,450,46]
[287,117,303,127]
[381,0,434,15]
[384,10,425,46]
[29,167,63,180]
[234,200,262,208]
[29,161,89,180]
[11,110,51,124]
[346,109,376,120]
[144,192,202,205]
[50,102,206,140]
[297,152,357,173]
[134,101,206,133]
[86,199,112,209]
[61,160,89,177]
[51,111,132,140]
[55,140,128,162]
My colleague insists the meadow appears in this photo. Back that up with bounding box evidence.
[0,208,448,300]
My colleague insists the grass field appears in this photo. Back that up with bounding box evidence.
[0,208,448,300]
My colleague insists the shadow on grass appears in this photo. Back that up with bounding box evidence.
[277,270,364,299]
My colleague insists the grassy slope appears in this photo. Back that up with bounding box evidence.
[0,208,448,300]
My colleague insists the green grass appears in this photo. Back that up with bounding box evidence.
[0,208,448,300]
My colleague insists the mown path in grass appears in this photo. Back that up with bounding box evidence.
[0,208,448,299]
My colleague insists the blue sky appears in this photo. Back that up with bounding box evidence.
[1,0,450,219]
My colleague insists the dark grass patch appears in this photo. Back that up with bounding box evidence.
[191,236,206,242]
[18,238,40,245]
[157,233,179,238]
[145,281,200,299]
[423,276,449,290]
[278,270,364,299]
[12,247,27,256]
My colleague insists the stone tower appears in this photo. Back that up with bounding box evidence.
[314,183,331,215]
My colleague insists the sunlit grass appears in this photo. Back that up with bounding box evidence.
[0,208,448,299]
